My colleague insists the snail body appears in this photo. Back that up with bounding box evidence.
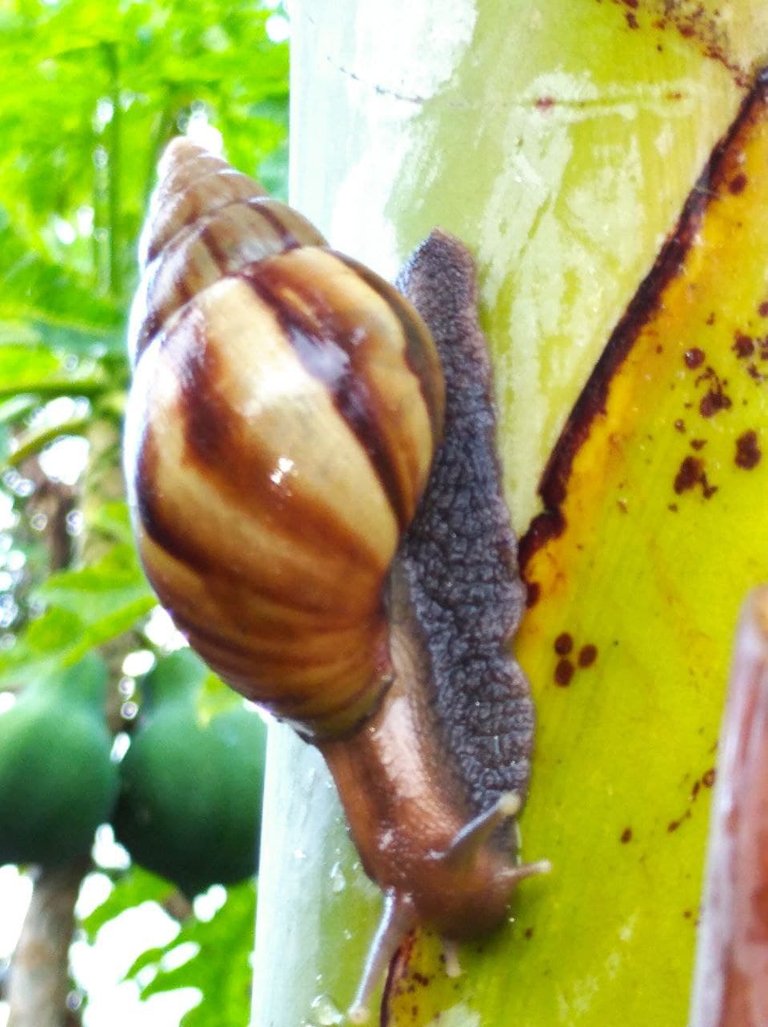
[124,139,544,1021]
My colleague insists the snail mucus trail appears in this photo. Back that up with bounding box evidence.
[123,138,547,1022]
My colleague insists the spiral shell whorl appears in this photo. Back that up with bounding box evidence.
[125,139,445,739]
[129,139,327,365]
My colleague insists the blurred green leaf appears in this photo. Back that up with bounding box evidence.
[0,344,107,399]
[0,543,155,685]
[178,884,255,1027]
[0,0,288,308]
[122,880,256,1026]
[83,500,138,547]
[81,865,177,940]
[39,542,149,608]
[0,219,122,331]
[22,607,83,658]
[33,321,126,359]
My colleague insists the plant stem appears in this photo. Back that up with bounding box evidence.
[6,420,90,470]
[143,98,179,213]
[102,42,123,302]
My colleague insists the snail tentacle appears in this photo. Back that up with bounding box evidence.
[348,891,417,1025]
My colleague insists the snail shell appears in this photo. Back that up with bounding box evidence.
[124,139,445,739]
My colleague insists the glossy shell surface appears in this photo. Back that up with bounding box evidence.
[124,140,444,737]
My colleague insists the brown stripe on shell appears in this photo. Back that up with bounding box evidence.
[241,251,436,532]
[137,471,387,649]
[129,198,328,363]
[139,507,382,652]
[184,604,387,673]
[132,425,301,611]
[339,253,445,447]
[249,198,327,249]
[128,324,398,640]
[137,535,392,737]
[140,168,266,267]
[170,601,389,699]
[142,295,393,617]
[195,636,393,738]
[195,197,327,269]
[134,429,216,577]
[137,524,393,737]
[246,263,405,528]
[148,146,233,223]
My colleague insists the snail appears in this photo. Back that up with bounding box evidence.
[123,138,547,1021]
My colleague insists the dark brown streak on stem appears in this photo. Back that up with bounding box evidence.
[518,69,768,583]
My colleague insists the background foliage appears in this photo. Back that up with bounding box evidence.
[0,1,288,1024]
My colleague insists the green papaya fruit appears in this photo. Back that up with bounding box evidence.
[0,652,119,866]
[113,649,267,897]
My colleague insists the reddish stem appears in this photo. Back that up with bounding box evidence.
[690,586,768,1026]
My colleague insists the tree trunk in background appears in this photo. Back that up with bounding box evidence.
[7,858,87,1027]
[252,2,768,1024]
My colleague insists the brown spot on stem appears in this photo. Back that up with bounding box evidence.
[733,332,755,358]
[674,455,718,498]
[554,632,574,655]
[668,809,693,833]
[685,347,705,369]
[698,367,732,417]
[554,659,574,687]
[700,391,731,417]
[578,644,598,668]
[735,430,761,469]
[674,456,703,493]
